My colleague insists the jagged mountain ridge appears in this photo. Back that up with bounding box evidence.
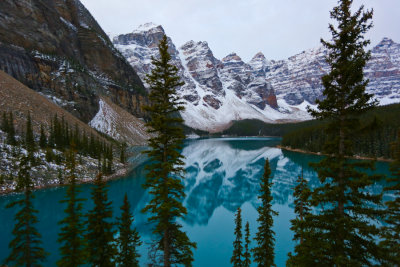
[114,23,311,132]
[0,0,147,123]
[265,37,400,105]
[114,23,400,132]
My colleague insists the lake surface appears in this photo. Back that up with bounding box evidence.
[0,137,392,266]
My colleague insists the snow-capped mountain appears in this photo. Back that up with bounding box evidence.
[113,23,312,132]
[266,37,400,105]
[113,23,400,132]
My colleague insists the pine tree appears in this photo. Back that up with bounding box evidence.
[380,129,400,265]
[1,111,9,132]
[231,207,243,267]
[300,0,385,264]
[120,142,127,164]
[86,173,116,266]
[243,222,251,267]
[252,159,277,267]
[57,149,86,266]
[39,124,47,149]
[7,112,16,145]
[142,34,196,267]
[292,169,311,243]
[287,170,313,266]
[5,155,48,266]
[115,193,142,267]
[26,112,35,150]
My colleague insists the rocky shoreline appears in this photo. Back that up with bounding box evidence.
[277,145,394,162]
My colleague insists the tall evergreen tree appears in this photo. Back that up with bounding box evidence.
[296,0,385,264]
[252,159,277,267]
[5,155,48,266]
[86,173,116,266]
[231,207,243,267]
[39,124,47,149]
[243,221,251,267]
[115,193,142,267]
[1,111,9,132]
[57,149,86,266]
[25,112,35,153]
[120,142,127,164]
[380,129,400,265]
[291,169,311,244]
[287,170,313,266]
[7,112,16,145]
[142,34,196,267]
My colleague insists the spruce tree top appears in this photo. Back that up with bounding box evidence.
[309,0,375,121]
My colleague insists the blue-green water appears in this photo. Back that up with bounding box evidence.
[0,137,393,266]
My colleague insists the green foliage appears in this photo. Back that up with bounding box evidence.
[142,34,196,266]
[243,222,251,267]
[39,124,47,148]
[86,173,116,266]
[6,112,16,145]
[289,1,386,265]
[115,193,142,267]
[252,160,277,267]
[231,207,243,267]
[5,155,48,266]
[1,111,9,133]
[120,142,127,164]
[290,170,311,244]
[25,112,35,153]
[57,150,87,266]
[287,170,313,266]
[380,129,400,265]
[282,103,400,158]
[223,119,321,137]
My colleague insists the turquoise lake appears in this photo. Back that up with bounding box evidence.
[0,137,392,266]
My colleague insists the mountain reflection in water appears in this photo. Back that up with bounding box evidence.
[0,137,391,267]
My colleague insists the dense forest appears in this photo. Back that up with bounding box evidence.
[222,119,321,137]
[282,103,400,159]
[221,103,400,159]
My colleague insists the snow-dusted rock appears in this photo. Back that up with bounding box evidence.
[89,98,149,146]
[266,37,400,105]
[113,23,400,132]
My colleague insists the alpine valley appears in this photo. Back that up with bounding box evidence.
[0,1,399,156]
[113,23,400,132]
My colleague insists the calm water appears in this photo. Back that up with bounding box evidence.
[0,137,392,266]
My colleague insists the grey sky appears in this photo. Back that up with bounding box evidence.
[80,0,400,62]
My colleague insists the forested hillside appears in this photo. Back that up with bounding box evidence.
[282,103,400,159]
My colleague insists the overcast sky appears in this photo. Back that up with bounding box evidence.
[80,0,400,62]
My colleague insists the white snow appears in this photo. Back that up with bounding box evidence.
[89,99,149,145]
[113,23,400,132]
[60,17,77,31]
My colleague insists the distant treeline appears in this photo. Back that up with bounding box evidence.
[221,119,322,137]
[281,103,400,159]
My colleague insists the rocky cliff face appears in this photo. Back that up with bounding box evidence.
[114,24,307,132]
[265,37,400,105]
[0,0,147,122]
[114,23,400,132]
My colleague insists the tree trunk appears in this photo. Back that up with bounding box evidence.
[163,229,170,267]
[338,114,345,215]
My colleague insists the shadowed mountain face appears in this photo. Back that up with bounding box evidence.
[0,0,147,122]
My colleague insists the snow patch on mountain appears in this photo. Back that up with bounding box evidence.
[89,98,150,145]
[113,24,400,132]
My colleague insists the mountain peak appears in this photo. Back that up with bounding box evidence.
[134,22,164,34]
[379,37,395,45]
[222,52,242,62]
[252,52,266,60]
